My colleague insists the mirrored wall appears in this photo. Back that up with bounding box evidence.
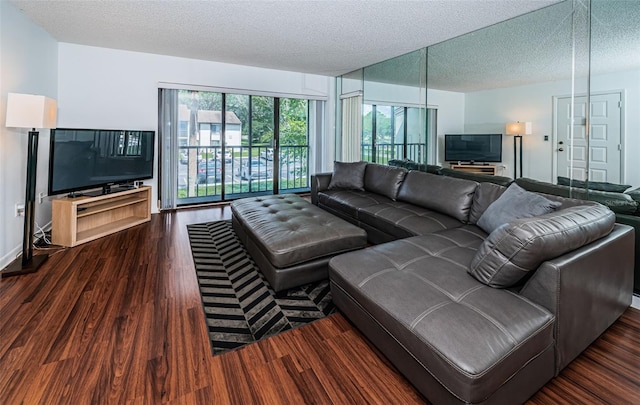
[337,49,429,165]
[337,0,639,194]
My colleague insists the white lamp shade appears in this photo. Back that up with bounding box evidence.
[6,93,57,129]
[505,121,532,136]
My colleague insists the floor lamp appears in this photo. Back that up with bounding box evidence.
[2,93,57,278]
[505,121,531,178]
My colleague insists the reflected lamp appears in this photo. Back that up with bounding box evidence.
[505,121,531,178]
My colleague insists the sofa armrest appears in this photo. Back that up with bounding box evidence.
[519,224,634,374]
[311,173,333,205]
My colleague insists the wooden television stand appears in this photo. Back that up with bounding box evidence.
[52,186,151,247]
[449,164,497,176]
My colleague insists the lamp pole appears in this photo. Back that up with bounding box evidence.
[2,93,57,278]
[3,128,48,277]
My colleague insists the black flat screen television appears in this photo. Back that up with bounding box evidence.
[48,128,155,196]
[444,134,502,163]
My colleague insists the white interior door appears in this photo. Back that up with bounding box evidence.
[555,93,622,183]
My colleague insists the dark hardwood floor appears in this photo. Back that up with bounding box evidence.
[1,206,639,404]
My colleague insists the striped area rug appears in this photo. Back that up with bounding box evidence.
[187,220,335,355]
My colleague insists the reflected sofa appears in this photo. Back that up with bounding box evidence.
[311,163,634,404]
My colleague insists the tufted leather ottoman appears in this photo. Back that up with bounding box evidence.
[231,194,368,292]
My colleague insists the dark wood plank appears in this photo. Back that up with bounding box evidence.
[0,205,639,404]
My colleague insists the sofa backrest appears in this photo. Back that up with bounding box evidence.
[440,167,513,187]
[516,177,638,215]
[364,163,407,201]
[397,171,478,222]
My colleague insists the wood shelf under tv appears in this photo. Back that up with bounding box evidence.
[450,164,497,176]
[52,186,151,247]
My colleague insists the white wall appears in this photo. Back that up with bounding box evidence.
[57,43,333,211]
[0,2,58,269]
[464,80,574,181]
[463,70,639,185]
[364,81,423,107]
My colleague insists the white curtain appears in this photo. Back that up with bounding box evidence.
[157,88,179,210]
[341,95,362,162]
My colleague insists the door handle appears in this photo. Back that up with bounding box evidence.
[558,147,564,152]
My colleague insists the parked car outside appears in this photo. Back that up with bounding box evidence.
[180,151,203,165]
[216,150,233,163]
[197,160,222,184]
[240,159,271,180]
[260,148,274,161]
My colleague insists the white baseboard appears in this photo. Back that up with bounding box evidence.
[0,244,23,271]
[632,294,640,310]
[0,221,52,271]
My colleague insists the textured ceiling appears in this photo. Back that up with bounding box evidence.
[10,0,560,77]
[428,0,640,92]
[370,0,640,92]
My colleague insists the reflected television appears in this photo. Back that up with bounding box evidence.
[444,134,502,163]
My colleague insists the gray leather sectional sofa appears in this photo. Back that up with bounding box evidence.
[311,163,634,404]
[388,158,640,294]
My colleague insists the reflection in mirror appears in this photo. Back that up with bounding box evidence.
[337,0,637,194]
[340,68,363,96]
[336,69,364,162]
[426,0,582,182]
[589,0,640,190]
[362,49,427,165]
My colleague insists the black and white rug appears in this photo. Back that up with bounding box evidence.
[187,220,335,355]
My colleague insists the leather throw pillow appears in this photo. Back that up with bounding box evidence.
[328,161,367,191]
[477,183,561,234]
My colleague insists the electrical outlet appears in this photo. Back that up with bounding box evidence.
[38,192,46,204]
[15,203,25,217]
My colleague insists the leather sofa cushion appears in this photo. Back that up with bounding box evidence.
[231,194,367,268]
[516,177,638,215]
[397,171,478,223]
[469,204,616,288]
[329,227,554,403]
[328,161,367,190]
[358,202,463,239]
[318,189,392,219]
[477,183,561,234]
[363,163,407,201]
[469,182,506,224]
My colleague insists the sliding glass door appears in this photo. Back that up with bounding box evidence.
[159,88,316,207]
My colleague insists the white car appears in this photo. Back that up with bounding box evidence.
[260,148,274,161]
[216,150,233,163]
[240,159,271,180]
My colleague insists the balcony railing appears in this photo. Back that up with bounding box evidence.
[361,143,426,165]
[177,144,309,200]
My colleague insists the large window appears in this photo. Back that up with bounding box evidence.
[159,88,318,207]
